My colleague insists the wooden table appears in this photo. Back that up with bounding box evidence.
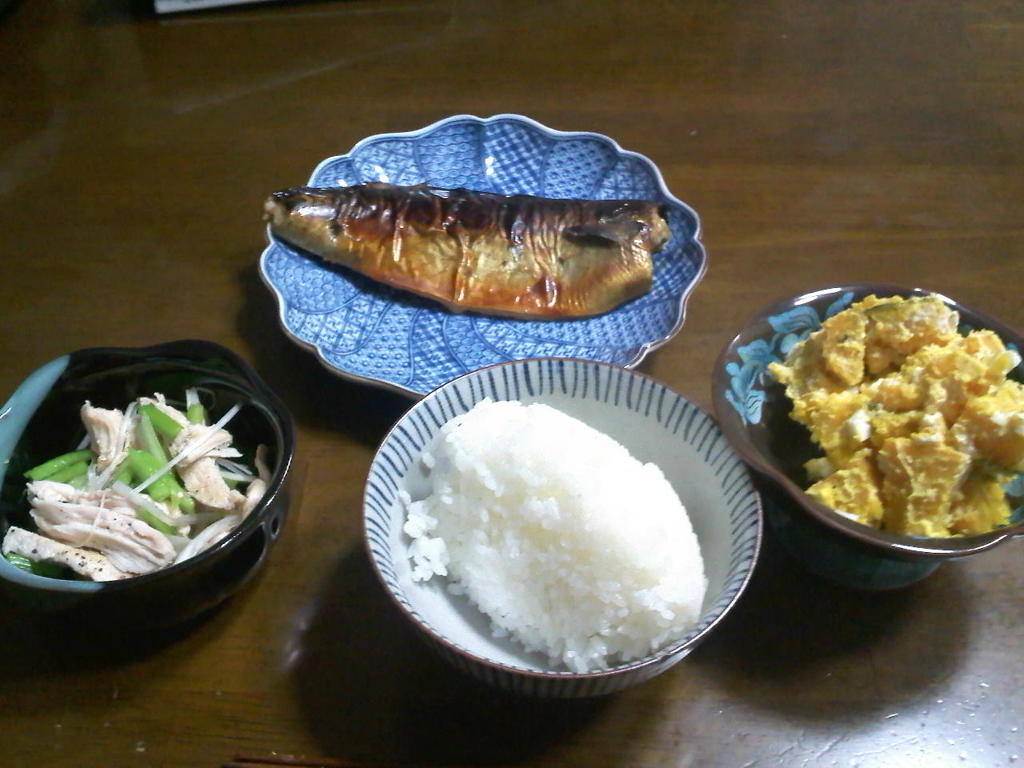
[1,1,1021,766]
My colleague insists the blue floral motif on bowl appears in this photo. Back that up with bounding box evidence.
[724,292,855,425]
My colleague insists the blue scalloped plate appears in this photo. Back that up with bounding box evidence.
[259,114,707,397]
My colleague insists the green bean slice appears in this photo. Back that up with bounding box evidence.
[24,450,94,481]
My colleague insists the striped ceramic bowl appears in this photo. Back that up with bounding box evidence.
[364,358,762,697]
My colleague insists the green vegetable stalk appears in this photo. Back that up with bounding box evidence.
[125,449,193,513]
[135,507,181,537]
[47,461,89,487]
[136,408,170,462]
[24,450,94,481]
[4,552,67,578]
[4,552,34,571]
[115,464,133,486]
[140,404,183,441]
[186,403,206,425]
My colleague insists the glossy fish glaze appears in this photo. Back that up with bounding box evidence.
[263,183,670,318]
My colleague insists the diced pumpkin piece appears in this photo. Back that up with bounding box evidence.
[861,295,959,375]
[948,471,1012,535]
[876,435,971,536]
[790,389,870,468]
[806,449,885,527]
[820,309,867,387]
[952,380,1024,472]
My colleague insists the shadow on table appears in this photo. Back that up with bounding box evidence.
[290,545,609,766]
[0,566,258,685]
[689,519,971,720]
[236,264,412,448]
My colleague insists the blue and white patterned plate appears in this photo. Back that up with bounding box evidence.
[259,114,706,397]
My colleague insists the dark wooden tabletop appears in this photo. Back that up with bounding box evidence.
[1,1,1022,766]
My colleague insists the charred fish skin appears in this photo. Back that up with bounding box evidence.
[263,183,671,319]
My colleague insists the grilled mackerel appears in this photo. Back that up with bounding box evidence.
[263,182,670,318]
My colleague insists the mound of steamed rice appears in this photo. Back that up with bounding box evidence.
[403,399,707,673]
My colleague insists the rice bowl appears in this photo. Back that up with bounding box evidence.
[402,399,707,673]
[364,358,762,697]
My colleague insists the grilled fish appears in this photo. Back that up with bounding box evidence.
[263,182,671,318]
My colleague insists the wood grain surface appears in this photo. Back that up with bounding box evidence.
[0,1,1021,766]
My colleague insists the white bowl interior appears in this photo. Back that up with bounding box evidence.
[365,359,761,675]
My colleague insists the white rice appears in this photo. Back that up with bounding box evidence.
[403,399,707,673]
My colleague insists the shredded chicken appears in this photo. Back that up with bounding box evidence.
[170,423,246,512]
[81,403,127,470]
[3,526,127,581]
[30,480,182,528]
[238,444,272,516]
[177,458,246,512]
[9,390,271,582]
[28,485,176,575]
[170,423,242,462]
[241,479,267,517]
[254,444,271,481]
[28,480,82,504]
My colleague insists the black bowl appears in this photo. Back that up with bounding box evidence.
[0,340,295,628]
[713,284,1024,589]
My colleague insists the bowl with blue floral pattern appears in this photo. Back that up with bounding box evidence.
[259,114,706,398]
[712,284,1024,589]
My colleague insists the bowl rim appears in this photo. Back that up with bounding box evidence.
[363,356,762,682]
[0,339,296,593]
[712,282,1024,559]
[259,112,709,400]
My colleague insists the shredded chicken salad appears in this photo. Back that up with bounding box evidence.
[1,390,270,581]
